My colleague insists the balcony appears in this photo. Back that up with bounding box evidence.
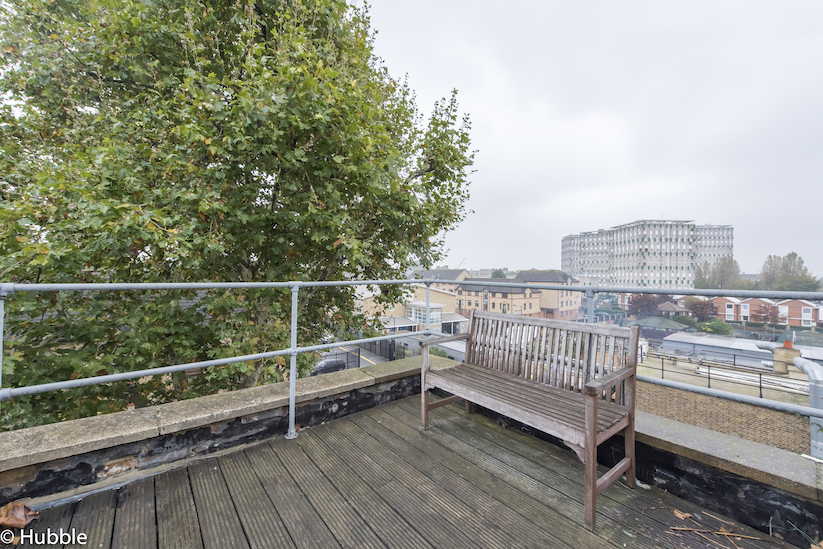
[1,280,822,547]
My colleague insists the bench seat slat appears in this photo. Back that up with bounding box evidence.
[428,364,626,434]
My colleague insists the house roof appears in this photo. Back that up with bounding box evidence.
[411,269,467,281]
[456,279,538,294]
[740,297,775,305]
[441,312,469,323]
[411,283,457,297]
[657,302,688,313]
[775,298,819,307]
[407,300,445,309]
[711,296,742,304]
[514,270,579,284]
[379,316,418,328]
[628,317,690,330]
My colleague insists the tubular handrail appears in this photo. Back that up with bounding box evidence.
[2,279,823,439]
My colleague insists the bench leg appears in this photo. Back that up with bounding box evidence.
[584,396,598,530]
[464,399,473,414]
[624,415,636,489]
[422,389,430,430]
[584,442,597,530]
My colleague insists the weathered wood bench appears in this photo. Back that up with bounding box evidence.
[421,310,640,529]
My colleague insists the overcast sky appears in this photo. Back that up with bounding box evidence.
[365,1,823,277]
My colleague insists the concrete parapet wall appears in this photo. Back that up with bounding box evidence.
[0,356,447,506]
[636,380,811,454]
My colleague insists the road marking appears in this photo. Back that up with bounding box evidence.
[339,346,377,365]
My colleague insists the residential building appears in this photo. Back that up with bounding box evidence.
[514,270,581,320]
[561,220,734,289]
[455,279,542,316]
[703,297,821,327]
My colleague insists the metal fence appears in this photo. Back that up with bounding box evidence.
[1,280,823,454]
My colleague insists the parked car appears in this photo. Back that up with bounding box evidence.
[310,358,348,376]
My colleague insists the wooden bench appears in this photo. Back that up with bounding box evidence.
[421,310,640,529]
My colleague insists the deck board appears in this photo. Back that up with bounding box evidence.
[111,477,156,549]
[66,489,116,549]
[19,501,75,549]
[188,460,249,549]
[22,396,794,549]
[294,429,434,549]
[244,443,339,549]
[217,452,294,549]
[154,468,203,549]
[269,438,386,549]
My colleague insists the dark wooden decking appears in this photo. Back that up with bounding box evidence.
[20,397,794,549]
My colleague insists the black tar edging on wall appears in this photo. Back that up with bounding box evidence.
[473,405,822,549]
[0,375,420,507]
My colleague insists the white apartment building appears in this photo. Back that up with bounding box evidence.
[561,220,733,289]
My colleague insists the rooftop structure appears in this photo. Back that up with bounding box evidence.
[562,220,734,289]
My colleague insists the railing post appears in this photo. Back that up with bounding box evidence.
[285,282,300,440]
[586,289,595,324]
[0,284,12,416]
[707,365,711,389]
[425,282,431,332]
[759,373,763,398]
[661,356,664,380]
[0,292,5,417]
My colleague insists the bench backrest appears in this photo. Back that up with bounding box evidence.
[465,311,638,395]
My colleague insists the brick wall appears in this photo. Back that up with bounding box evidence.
[636,381,810,454]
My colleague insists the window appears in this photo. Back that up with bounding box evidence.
[475,300,480,307]
[725,303,734,321]
[492,303,496,309]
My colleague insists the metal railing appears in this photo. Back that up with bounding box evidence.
[2,280,823,447]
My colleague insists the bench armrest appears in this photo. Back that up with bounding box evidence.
[583,367,635,395]
[420,333,469,347]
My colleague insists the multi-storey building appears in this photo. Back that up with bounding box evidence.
[562,220,733,289]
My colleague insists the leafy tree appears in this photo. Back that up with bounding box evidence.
[490,268,506,279]
[673,315,695,328]
[697,319,733,336]
[687,299,717,323]
[627,294,671,318]
[0,0,474,429]
[760,252,820,291]
[750,304,784,325]
[694,257,741,289]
